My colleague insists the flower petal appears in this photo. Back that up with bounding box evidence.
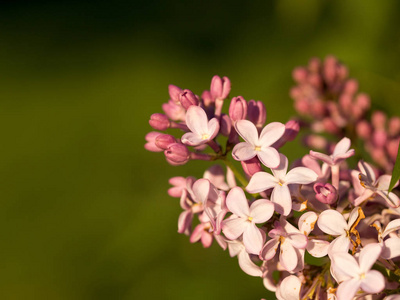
[383,219,400,238]
[298,211,318,235]
[331,252,359,280]
[306,239,329,258]
[237,250,263,277]
[271,185,292,216]
[178,210,193,234]
[360,270,385,294]
[285,167,318,185]
[185,106,209,135]
[226,187,249,217]
[280,240,298,272]
[232,142,257,161]
[192,179,211,204]
[332,137,351,157]
[277,275,302,300]
[336,278,361,300]
[243,223,264,255]
[258,147,281,168]
[249,199,274,223]
[207,118,220,140]
[358,243,382,273]
[382,237,400,259]
[259,122,286,147]
[287,233,307,249]
[222,217,248,240]
[328,234,351,254]
[271,153,288,180]
[246,171,278,194]
[260,238,279,260]
[235,119,259,145]
[317,210,347,236]
[181,132,206,146]
[309,150,333,165]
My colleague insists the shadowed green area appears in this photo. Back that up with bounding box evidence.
[0,1,400,299]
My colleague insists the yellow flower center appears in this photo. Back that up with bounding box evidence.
[202,134,209,140]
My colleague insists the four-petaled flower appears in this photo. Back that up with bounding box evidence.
[222,187,274,254]
[232,119,285,168]
[246,154,318,215]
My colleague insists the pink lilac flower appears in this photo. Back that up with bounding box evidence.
[260,218,307,272]
[181,106,220,146]
[317,207,363,254]
[373,218,400,259]
[246,154,318,215]
[298,211,329,258]
[331,243,384,300]
[222,187,274,254]
[354,160,400,208]
[232,119,285,168]
[310,137,355,166]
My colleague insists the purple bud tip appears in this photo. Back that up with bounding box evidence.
[314,183,338,205]
[284,120,300,141]
[149,113,170,131]
[211,75,231,100]
[179,89,199,110]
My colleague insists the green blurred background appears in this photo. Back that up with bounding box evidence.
[1,1,400,299]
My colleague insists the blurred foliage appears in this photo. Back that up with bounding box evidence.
[0,0,400,299]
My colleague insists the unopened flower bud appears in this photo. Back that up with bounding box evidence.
[241,157,262,177]
[343,79,358,95]
[165,143,190,164]
[292,67,308,83]
[387,138,400,161]
[210,75,231,100]
[144,131,163,152]
[372,130,387,148]
[355,121,371,140]
[272,120,300,149]
[355,93,370,111]
[308,57,321,73]
[323,55,338,84]
[389,117,400,136]
[149,113,170,130]
[201,90,213,107]
[168,84,182,103]
[372,111,386,129]
[155,134,176,150]
[229,96,247,122]
[179,89,199,110]
[162,100,186,121]
[303,134,328,150]
[247,100,266,128]
[314,183,338,205]
[220,114,232,136]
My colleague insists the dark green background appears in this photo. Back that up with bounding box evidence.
[1,1,400,299]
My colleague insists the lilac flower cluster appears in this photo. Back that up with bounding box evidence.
[291,55,400,173]
[145,61,400,300]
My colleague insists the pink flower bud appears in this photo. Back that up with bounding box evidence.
[220,114,232,136]
[303,134,328,150]
[144,131,163,152]
[372,111,386,129]
[322,117,339,134]
[229,96,247,122]
[343,79,358,95]
[241,157,262,177]
[165,143,190,164]
[294,98,310,115]
[314,183,338,205]
[323,55,338,84]
[201,90,213,107]
[339,94,352,112]
[210,75,231,100]
[155,134,176,150]
[355,93,370,110]
[247,100,266,128]
[272,120,300,149]
[389,117,400,136]
[387,138,400,161]
[308,73,322,88]
[356,121,372,140]
[337,64,348,80]
[311,100,326,118]
[162,100,186,121]
[179,89,199,110]
[372,130,387,148]
[308,57,321,72]
[149,113,170,130]
[168,84,182,103]
[292,67,308,83]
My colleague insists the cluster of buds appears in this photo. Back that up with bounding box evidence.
[145,67,400,299]
[291,56,400,173]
